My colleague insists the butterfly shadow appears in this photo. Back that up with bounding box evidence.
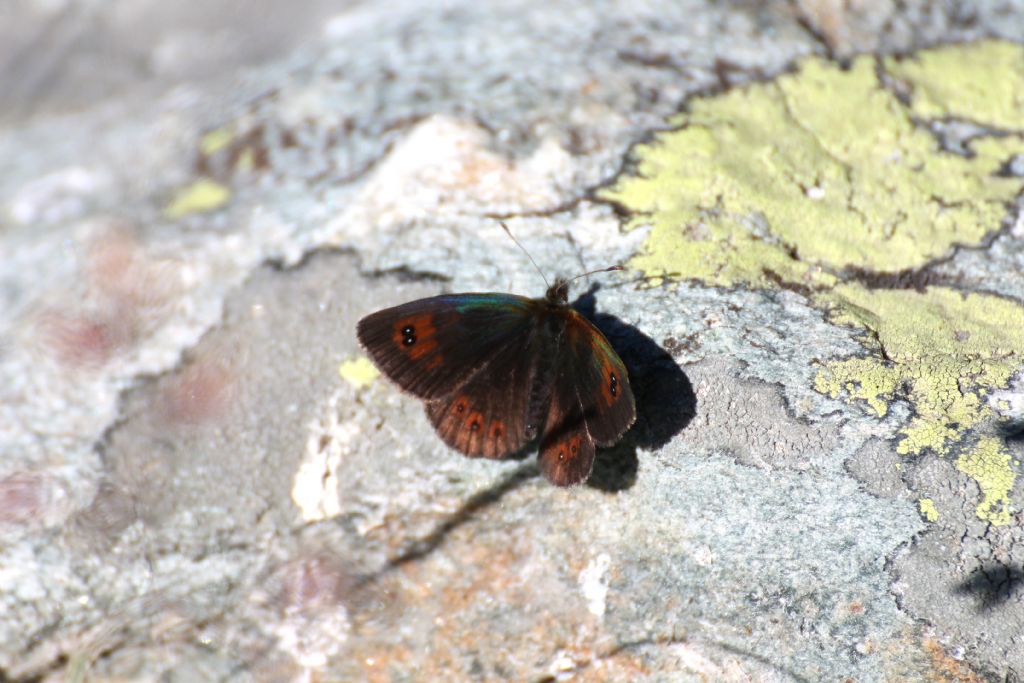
[359,463,537,589]
[572,285,697,492]
[954,562,1024,611]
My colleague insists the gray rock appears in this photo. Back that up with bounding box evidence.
[1,1,1023,681]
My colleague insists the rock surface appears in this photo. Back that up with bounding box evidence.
[2,1,1024,681]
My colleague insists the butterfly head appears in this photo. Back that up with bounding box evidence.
[545,278,571,306]
[544,266,624,307]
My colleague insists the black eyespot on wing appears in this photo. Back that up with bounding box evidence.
[401,324,417,346]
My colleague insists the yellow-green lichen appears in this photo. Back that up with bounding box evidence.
[957,437,1017,526]
[601,41,1024,525]
[339,356,379,389]
[199,125,236,156]
[918,498,939,523]
[164,178,231,218]
[885,40,1024,130]
[600,45,1024,288]
[814,357,899,417]
[815,284,1024,457]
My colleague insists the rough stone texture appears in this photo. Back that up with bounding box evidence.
[792,0,1024,58]
[2,1,1024,681]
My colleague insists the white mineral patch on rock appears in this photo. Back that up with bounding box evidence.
[578,551,611,618]
[292,390,354,522]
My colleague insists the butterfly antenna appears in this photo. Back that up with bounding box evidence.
[499,221,550,289]
[566,265,625,288]
[565,266,626,290]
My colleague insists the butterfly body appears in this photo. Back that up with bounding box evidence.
[357,279,634,486]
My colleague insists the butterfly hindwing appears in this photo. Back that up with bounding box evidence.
[425,323,542,459]
[538,346,596,486]
[357,293,534,400]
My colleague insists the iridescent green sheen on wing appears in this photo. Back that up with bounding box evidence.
[438,293,534,315]
[589,329,621,370]
[564,309,623,371]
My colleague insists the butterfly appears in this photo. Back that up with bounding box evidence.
[356,243,636,486]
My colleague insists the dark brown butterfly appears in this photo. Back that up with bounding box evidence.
[356,238,635,486]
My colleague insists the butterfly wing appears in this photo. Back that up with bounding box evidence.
[425,322,543,459]
[538,309,635,486]
[357,293,534,400]
[538,360,596,486]
[565,310,636,447]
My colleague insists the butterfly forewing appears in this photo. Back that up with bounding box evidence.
[563,311,636,446]
[357,294,534,400]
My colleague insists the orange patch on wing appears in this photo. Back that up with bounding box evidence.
[408,338,437,360]
[393,313,439,360]
[556,434,583,461]
[465,411,485,433]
